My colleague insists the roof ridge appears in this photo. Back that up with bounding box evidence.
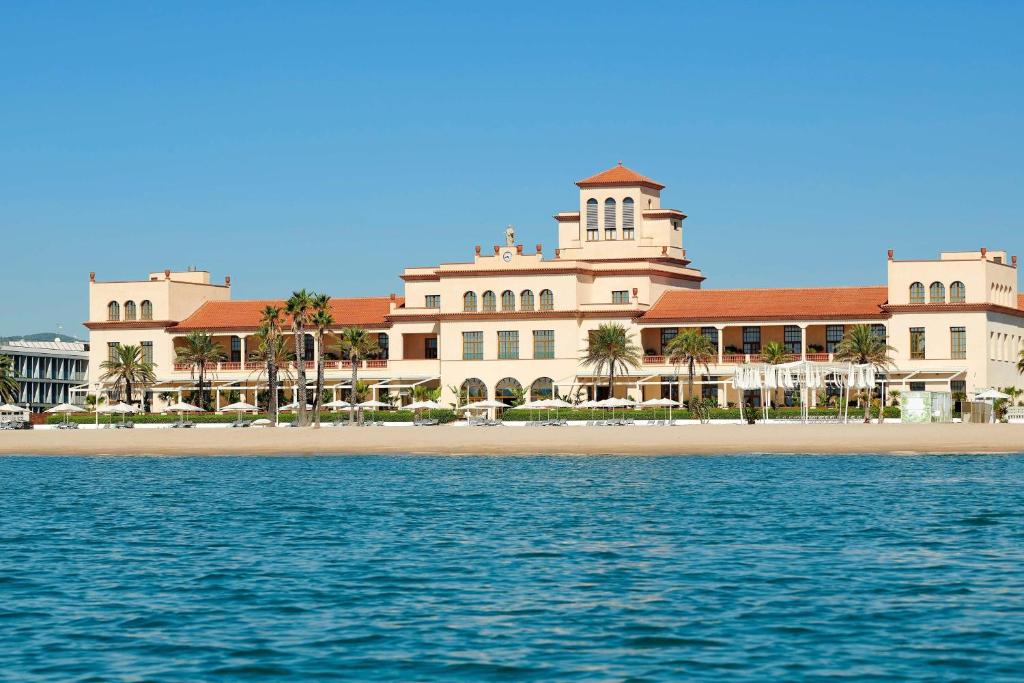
[676,284,886,293]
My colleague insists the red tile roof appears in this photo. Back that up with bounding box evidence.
[576,163,665,191]
[643,286,889,322]
[173,296,400,331]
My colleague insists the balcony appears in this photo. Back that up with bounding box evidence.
[172,359,389,373]
[642,352,835,366]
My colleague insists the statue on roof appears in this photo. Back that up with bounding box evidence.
[505,224,515,247]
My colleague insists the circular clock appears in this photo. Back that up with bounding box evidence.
[502,251,513,263]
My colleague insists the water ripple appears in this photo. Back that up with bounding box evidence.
[1,454,1024,681]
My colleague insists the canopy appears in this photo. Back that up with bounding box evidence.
[519,399,553,410]
[323,399,352,408]
[597,397,635,408]
[0,403,28,413]
[357,400,391,409]
[45,403,85,414]
[164,401,203,413]
[545,399,573,409]
[221,401,259,412]
[469,399,508,409]
[404,400,445,411]
[102,402,136,414]
[975,388,1011,400]
[640,398,679,407]
[280,402,314,411]
[578,400,602,409]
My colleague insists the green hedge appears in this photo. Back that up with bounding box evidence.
[46,409,457,425]
[502,406,901,421]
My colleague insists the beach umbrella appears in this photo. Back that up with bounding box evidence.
[0,403,27,413]
[357,400,391,409]
[280,402,314,411]
[323,399,352,409]
[102,401,136,426]
[46,402,85,426]
[471,399,508,409]
[641,397,679,421]
[975,388,1011,401]
[404,400,444,411]
[221,401,258,422]
[165,401,203,413]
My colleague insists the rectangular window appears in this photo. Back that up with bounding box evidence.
[660,328,678,353]
[605,227,617,240]
[304,335,315,361]
[141,341,153,365]
[424,337,438,359]
[425,295,441,309]
[871,324,887,340]
[230,337,241,363]
[784,325,802,355]
[107,342,120,362]
[462,332,483,360]
[378,333,390,360]
[742,326,761,354]
[700,327,719,352]
[910,381,926,392]
[702,380,719,403]
[951,380,966,397]
[612,290,630,305]
[587,228,599,241]
[826,325,845,353]
[950,327,966,360]
[533,330,554,359]
[910,327,926,359]
[498,331,519,360]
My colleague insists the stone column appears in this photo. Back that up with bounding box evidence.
[800,325,808,361]
[715,325,725,364]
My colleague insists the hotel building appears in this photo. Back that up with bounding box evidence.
[1,339,89,412]
[83,164,1024,409]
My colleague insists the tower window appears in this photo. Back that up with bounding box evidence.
[463,292,477,312]
[539,289,554,311]
[909,282,925,304]
[501,290,515,311]
[586,199,598,241]
[622,197,634,240]
[520,290,534,311]
[604,198,616,240]
[482,291,496,312]
[929,282,945,303]
[124,301,137,321]
[107,301,120,321]
[949,281,966,303]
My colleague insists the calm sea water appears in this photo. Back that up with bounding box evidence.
[2,454,1024,681]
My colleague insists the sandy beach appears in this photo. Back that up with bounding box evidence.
[1,423,1023,456]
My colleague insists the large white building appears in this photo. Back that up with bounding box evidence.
[83,164,1024,409]
[1,339,89,412]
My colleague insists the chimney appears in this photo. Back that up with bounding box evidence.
[224,275,231,286]
[981,247,988,259]
[475,245,481,256]
[887,249,894,261]
[555,248,561,259]
[516,245,523,255]
[164,269,171,280]
[493,245,500,255]
[536,243,542,255]
[389,292,396,302]
[1013,256,1018,269]
[89,272,95,283]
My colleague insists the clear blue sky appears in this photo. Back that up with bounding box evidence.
[2,1,1022,337]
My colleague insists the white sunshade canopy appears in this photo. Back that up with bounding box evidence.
[0,403,28,413]
[578,400,602,408]
[640,398,680,407]
[165,402,203,413]
[221,401,259,412]
[404,400,445,411]
[45,403,85,413]
[975,388,1011,400]
[102,402,136,414]
[323,399,352,408]
[545,399,574,409]
[597,397,636,408]
[466,399,508,409]
[280,402,314,410]
[357,400,391,408]
[518,399,552,410]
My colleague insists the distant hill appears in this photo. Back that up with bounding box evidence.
[0,332,84,343]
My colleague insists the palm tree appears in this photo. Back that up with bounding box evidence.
[310,294,334,428]
[174,331,224,411]
[834,324,896,423]
[582,323,642,401]
[100,344,156,407]
[1018,347,1024,377]
[0,355,18,403]
[286,290,314,427]
[257,305,285,423]
[337,326,379,425]
[665,329,716,414]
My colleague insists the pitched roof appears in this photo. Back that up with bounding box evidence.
[173,296,400,332]
[576,163,665,191]
[643,286,889,322]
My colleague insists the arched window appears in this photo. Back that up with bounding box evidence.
[107,301,120,321]
[949,281,966,303]
[539,289,554,311]
[482,291,496,312]
[604,198,617,240]
[124,300,137,321]
[501,290,515,311]
[461,378,487,403]
[520,290,535,311]
[140,300,153,320]
[463,291,477,312]
[622,197,634,239]
[586,198,598,241]
[929,282,945,303]
[909,282,925,304]
[530,377,554,401]
[495,377,523,405]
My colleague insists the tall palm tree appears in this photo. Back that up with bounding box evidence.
[1018,347,1024,377]
[835,324,896,423]
[258,305,285,423]
[337,326,379,425]
[174,331,224,411]
[100,344,156,407]
[286,290,314,427]
[760,340,789,408]
[0,355,18,403]
[310,293,334,428]
[666,329,717,412]
[582,323,642,401]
